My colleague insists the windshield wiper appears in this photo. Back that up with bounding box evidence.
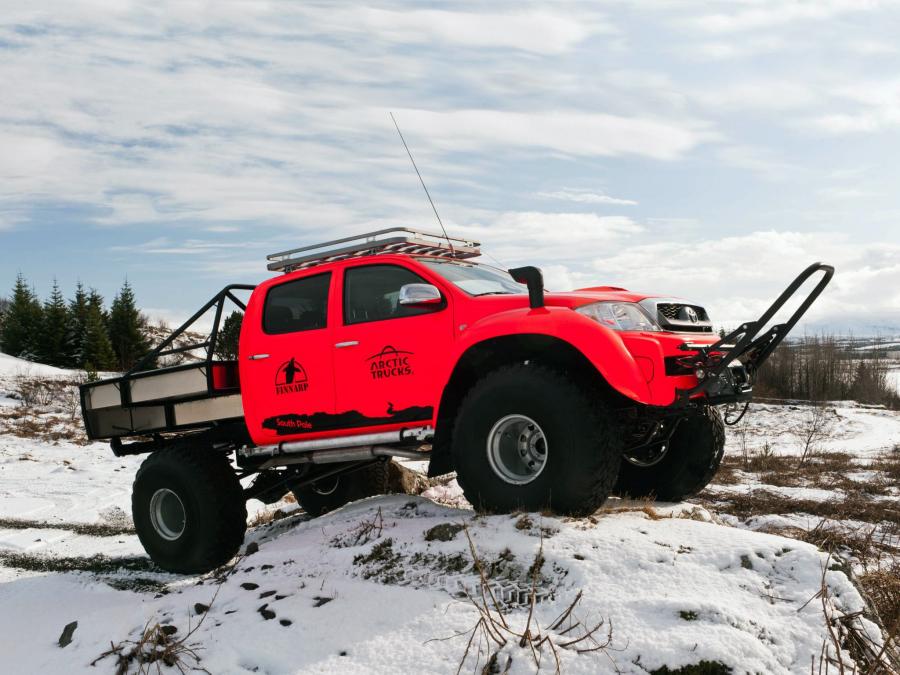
[472,291,515,297]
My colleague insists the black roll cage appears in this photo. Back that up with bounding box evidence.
[129,284,257,376]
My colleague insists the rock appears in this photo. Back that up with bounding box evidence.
[279,618,292,627]
[245,542,259,555]
[160,625,178,636]
[58,621,77,648]
[258,604,276,620]
[424,522,464,542]
[259,590,276,598]
[387,462,430,495]
[312,596,333,608]
[241,582,260,590]
[194,603,209,615]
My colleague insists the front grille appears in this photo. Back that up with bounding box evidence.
[655,303,712,332]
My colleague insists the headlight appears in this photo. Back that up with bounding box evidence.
[576,302,661,332]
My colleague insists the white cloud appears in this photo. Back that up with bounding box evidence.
[716,145,799,178]
[811,79,900,134]
[388,108,714,161]
[453,211,644,265]
[688,36,789,60]
[689,1,881,33]
[693,80,818,112]
[588,231,900,331]
[537,189,637,206]
[345,8,611,55]
[1,1,898,334]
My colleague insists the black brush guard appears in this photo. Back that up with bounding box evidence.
[672,262,834,407]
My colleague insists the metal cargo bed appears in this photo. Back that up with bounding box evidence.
[80,284,254,441]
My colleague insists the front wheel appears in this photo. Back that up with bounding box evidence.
[615,406,725,502]
[451,365,622,516]
[132,445,247,574]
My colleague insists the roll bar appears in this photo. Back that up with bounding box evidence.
[675,262,834,405]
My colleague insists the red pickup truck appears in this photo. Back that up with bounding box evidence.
[80,228,833,573]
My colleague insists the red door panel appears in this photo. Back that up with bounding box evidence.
[332,262,453,432]
[239,272,336,445]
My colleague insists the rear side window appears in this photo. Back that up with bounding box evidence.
[343,264,441,325]
[263,272,331,334]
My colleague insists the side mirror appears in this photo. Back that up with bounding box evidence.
[398,283,442,306]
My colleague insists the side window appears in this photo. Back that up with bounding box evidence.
[344,264,442,325]
[263,272,331,334]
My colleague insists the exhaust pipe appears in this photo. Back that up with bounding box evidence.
[255,446,429,470]
[241,426,433,468]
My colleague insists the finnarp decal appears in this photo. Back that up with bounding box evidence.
[262,405,433,436]
[275,358,308,395]
[367,345,413,380]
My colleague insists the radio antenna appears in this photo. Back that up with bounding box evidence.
[389,112,455,255]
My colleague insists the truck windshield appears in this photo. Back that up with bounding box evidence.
[418,259,527,296]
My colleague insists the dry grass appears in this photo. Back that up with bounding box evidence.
[247,507,297,528]
[699,488,900,531]
[706,444,900,669]
[432,525,619,674]
[92,620,211,675]
[870,449,900,487]
[806,552,898,675]
[717,448,897,496]
[858,561,900,669]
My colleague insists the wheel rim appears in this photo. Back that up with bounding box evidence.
[623,443,670,467]
[312,476,340,496]
[486,414,549,485]
[149,488,186,541]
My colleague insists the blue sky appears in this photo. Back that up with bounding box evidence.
[1,1,899,332]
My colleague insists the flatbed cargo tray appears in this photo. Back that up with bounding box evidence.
[81,361,243,440]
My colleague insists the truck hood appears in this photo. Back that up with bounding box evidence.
[543,287,659,308]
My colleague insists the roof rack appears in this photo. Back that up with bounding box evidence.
[266,227,481,273]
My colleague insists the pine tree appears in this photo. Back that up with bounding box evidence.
[0,297,10,332]
[214,311,243,360]
[108,280,153,370]
[66,282,89,368]
[0,274,43,359]
[38,280,71,367]
[81,299,117,372]
[87,288,108,328]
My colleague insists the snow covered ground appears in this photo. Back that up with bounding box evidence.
[887,367,900,396]
[0,357,898,674]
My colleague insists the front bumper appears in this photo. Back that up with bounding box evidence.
[622,262,834,409]
[619,332,748,406]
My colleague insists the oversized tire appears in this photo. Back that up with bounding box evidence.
[290,460,390,517]
[132,445,247,574]
[451,364,622,516]
[615,406,725,502]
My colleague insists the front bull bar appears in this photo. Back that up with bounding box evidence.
[673,262,835,407]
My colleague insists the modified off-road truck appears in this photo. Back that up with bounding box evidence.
[80,229,833,573]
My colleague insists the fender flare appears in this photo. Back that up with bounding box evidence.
[445,306,652,403]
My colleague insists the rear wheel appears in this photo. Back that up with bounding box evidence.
[451,365,621,516]
[132,445,247,574]
[290,460,390,517]
[615,406,725,502]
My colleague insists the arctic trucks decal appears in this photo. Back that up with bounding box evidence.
[262,404,433,436]
[275,358,308,395]
[367,345,413,380]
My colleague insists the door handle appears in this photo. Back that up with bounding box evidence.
[248,353,270,360]
[334,341,359,349]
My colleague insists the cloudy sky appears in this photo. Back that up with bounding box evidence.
[1,0,899,332]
